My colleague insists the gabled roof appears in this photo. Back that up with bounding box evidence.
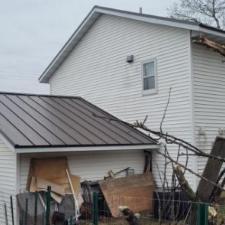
[39,5,225,83]
[0,92,156,149]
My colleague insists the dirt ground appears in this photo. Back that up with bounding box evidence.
[80,218,181,225]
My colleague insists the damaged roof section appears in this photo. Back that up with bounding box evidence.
[0,92,156,148]
[193,36,225,57]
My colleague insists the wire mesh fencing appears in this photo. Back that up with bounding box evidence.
[0,192,16,225]
[1,188,225,225]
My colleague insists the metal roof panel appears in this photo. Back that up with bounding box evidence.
[0,92,156,148]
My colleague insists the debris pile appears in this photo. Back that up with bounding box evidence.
[17,156,155,225]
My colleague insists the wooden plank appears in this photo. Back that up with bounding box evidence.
[66,169,80,220]
[197,137,225,202]
[99,174,154,217]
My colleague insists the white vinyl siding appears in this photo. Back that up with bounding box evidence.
[49,15,196,188]
[19,150,145,191]
[0,137,17,225]
[192,43,225,174]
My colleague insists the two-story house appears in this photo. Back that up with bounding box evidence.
[39,6,225,189]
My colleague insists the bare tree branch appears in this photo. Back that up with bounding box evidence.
[169,0,225,29]
[160,88,172,133]
[155,149,225,191]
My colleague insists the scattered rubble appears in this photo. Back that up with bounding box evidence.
[17,155,155,225]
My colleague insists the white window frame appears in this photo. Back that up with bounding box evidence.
[141,58,158,96]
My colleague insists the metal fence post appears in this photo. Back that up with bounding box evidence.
[10,196,14,225]
[197,203,208,225]
[34,192,38,225]
[45,186,51,225]
[4,203,8,225]
[24,198,28,225]
[92,192,99,225]
[69,216,73,225]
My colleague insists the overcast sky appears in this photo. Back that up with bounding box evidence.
[0,0,175,94]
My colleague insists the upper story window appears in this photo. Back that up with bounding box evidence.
[142,59,157,95]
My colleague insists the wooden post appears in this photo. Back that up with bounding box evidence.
[143,151,152,173]
[66,169,79,220]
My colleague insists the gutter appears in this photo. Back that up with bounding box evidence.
[15,144,159,153]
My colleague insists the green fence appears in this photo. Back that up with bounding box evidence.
[2,188,225,225]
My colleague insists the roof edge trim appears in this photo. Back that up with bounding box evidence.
[15,144,159,153]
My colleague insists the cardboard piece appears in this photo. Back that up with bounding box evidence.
[30,177,65,196]
[27,157,68,190]
[27,157,82,202]
[99,174,154,217]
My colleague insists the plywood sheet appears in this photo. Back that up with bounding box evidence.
[99,174,154,217]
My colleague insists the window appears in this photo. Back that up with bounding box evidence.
[142,59,157,94]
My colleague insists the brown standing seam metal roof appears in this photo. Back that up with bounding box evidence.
[0,92,156,148]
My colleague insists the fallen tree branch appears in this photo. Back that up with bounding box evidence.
[93,92,225,198]
[93,111,225,164]
[155,150,225,191]
[193,36,225,57]
[174,166,196,201]
[134,121,225,164]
